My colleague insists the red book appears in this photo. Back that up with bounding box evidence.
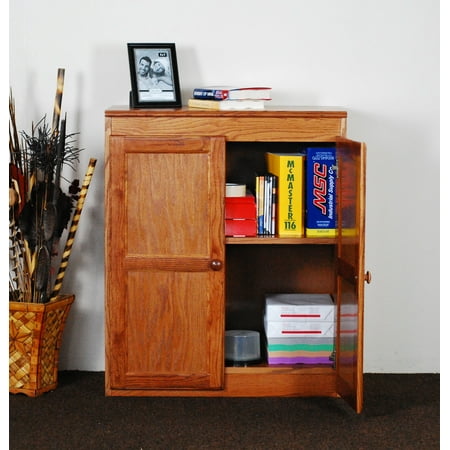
[225,219,257,237]
[225,195,256,220]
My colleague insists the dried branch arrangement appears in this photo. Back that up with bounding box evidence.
[9,69,97,303]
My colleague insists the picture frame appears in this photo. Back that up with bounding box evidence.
[127,43,182,108]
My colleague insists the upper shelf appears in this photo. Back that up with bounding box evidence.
[226,236,336,245]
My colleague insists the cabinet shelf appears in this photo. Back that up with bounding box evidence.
[226,236,336,245]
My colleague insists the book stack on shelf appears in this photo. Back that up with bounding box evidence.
[264,293,336,365]
[224,147,338,239]
[225,183,257,237]
[188,86,272,110]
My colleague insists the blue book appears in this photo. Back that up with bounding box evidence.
[306,147,337,237]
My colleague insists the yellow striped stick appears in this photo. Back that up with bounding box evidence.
[49,158,97,301]
[52,68,65,134]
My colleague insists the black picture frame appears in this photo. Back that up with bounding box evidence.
[127,43,182,108]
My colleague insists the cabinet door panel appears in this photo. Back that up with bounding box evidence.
[127,151,211,256]
[125,271,221,387]
[335,138,367,413]
[106,136,225,390]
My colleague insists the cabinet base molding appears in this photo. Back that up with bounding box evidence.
[106,368,338,398]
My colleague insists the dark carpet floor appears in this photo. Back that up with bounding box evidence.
[9,372,439,449]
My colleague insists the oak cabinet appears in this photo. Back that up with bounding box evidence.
[105,107,368,413]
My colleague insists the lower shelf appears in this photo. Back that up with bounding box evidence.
[106,365,338,398]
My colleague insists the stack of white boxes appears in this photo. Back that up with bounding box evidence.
[264,293,336,365]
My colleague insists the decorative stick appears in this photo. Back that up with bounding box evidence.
[49,158,97,301]
[52,68,65,135]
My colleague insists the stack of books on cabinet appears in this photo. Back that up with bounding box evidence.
[264,293,335,365]
[188,86,272,110]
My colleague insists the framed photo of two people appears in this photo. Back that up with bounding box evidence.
[128,43,182,108]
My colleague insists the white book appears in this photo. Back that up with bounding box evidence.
[188,98,265,111]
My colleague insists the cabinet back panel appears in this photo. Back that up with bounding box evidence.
[225,244,336,332]
[226,142,336,194]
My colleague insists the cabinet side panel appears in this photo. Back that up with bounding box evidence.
[105,135,127,391]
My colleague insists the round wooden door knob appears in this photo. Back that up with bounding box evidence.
[210,260,223,271]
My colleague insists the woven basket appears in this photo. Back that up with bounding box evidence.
[9,294,75,397]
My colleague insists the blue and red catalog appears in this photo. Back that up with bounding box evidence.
[306,147,337,237]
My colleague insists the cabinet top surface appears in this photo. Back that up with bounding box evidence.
[105,106,347,119]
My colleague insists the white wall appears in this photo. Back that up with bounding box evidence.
[9,0,440,373]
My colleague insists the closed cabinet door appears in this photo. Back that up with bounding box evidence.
[335,138,367,413]
[106,135,225,390]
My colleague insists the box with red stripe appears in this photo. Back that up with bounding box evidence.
[264,320,335,338]
[264,293,335,322]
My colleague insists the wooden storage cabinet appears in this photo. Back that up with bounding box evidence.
[105,107,367,413]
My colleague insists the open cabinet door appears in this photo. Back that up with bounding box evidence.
[335,137,367,413]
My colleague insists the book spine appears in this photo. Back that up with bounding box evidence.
[192,88,229,100]
[305,148,337,237]
[264,175,270,234]
[271,174,277,235]
[255,175,261,233]
[266,153,304,237]
[187,99,220,110]
[256,175,265,234]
